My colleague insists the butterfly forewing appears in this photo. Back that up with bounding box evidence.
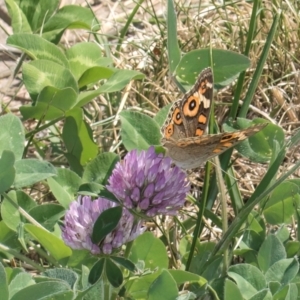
[180,68,214,138]
[161,68,214,141]
[161,100,186,140]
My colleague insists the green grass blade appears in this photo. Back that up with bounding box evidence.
[229,0,261,119]
[206,150,233,210]
[225,166,244,214]
[290,129,300,148]
[167,0,181,74]
[116,0,145,54]
[205,10,282,222]
[238,11,281,118]
[208,142,297,259]
[185,161,213,271]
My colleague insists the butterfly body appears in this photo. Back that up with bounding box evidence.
[160,67,267,169]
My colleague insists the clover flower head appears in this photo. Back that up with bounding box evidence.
[62,196,145,254]
[107,147,190,217]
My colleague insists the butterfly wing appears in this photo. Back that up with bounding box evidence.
[160,100,186,140]
[160,68,214,141]
[161,124,267,169]
[180,68,214,137]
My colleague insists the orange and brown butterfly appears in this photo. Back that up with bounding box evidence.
[160,67,267,169]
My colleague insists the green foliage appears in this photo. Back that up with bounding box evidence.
[25,224,72,261]
[0,263,9,300]
[6,29,144,169]
[47,168,82,208]
[0,151,15,193]
[62,108,99,174]
[228,234,300,299]
[148,270,178,300]
[22,60,78,101]
[89,258,105,285]
[105,258,123,288]
[0,114,24,160]
[129,232,169,270]
[176,49,250,89]
[0,263,78,299]
[224,118,285,163]
[92,207,122,244]
[7,34,69,66]
[167,0,181,73]
[82,152,119,185]
[20,87,78,121]
[120,111,161,150]
[262,182,300,224]
[14,159,56,188]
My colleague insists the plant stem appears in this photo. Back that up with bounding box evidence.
[238,11,281,118]
[116,0,145,55]
[185,158,212,271]
[0,243,45,272]
[214,157,228,275]
[209,143,300,260]
[2,193,47,230]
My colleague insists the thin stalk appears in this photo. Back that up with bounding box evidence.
[124,240,133,259]
[209,144,300,260]
[214,156,228,275]
[23,115,44,158]
[238,10,281,118]
[0,243,45,272]
[2,193,47,230]
[25,117,63,139]
[225,166,243,214]
[185,160,212,271]
[28,241,60,268]
[229,0,260,118]
[207,284,221,300]
[206,152,232,210]
[186,99,216,271]
[206,9,281,215]
[116,0,145,55]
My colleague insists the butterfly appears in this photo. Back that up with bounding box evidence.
[160,67,267,169]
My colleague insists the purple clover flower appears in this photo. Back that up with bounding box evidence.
[62,196,145,254]
[107,147,190,217]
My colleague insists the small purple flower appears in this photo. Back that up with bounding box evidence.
[107,147,190,217]
[62,196,145,254]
